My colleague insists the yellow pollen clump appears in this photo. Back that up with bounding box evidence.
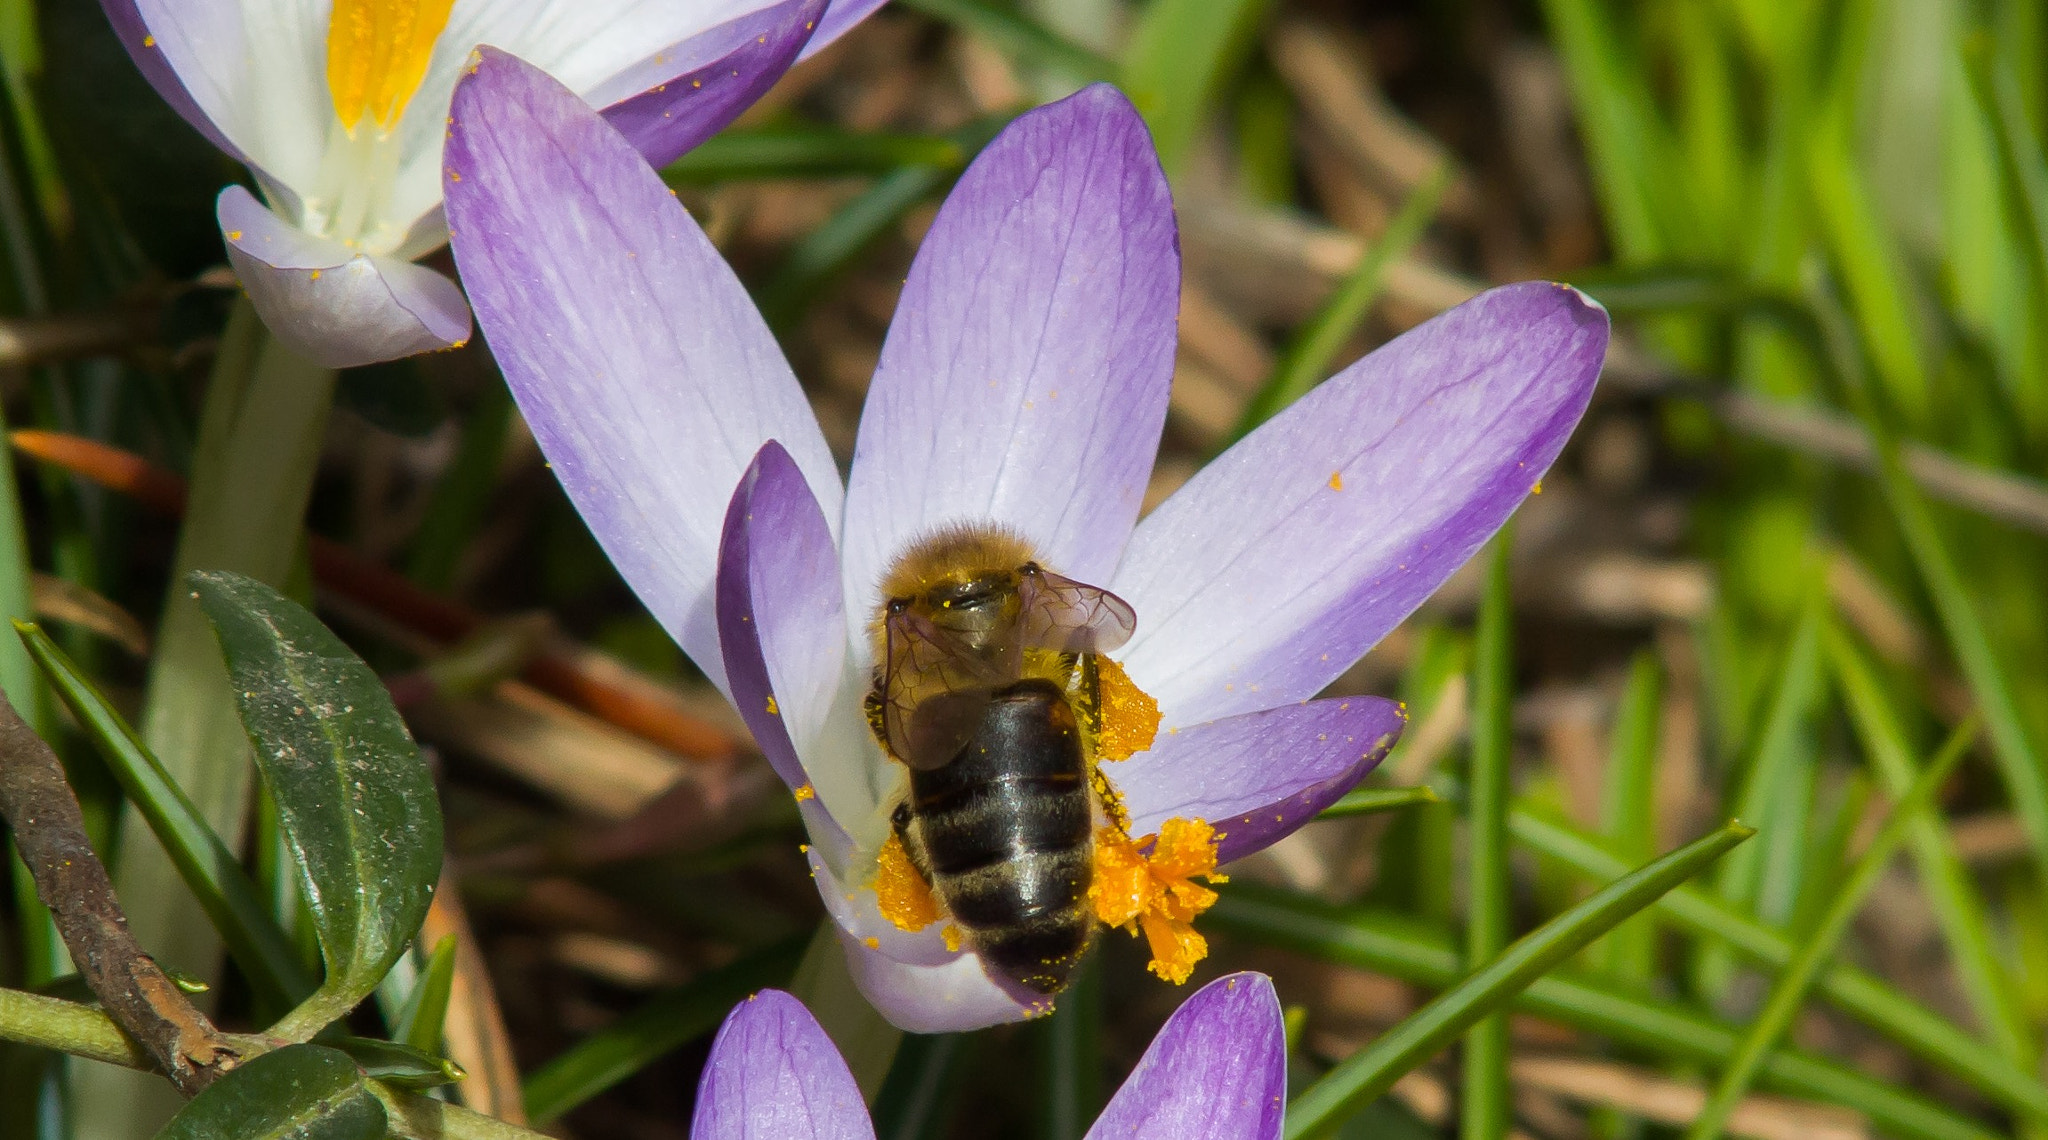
[793,784,815,802]
[1095,657,1160,761]
[327,0,458,133]
[942,923,964,952]
[873,834,941,931]
[1088,818,1225,984]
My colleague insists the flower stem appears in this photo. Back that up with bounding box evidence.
[118,299,337,976]
[79,298,337,1137]
[0,987,149,1070]
[791,921,902,1100]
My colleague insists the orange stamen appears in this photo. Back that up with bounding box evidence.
[874,834,941,931]
[1095,657,1160,761]
[327,0,458,133]
[1087,818,1223,983]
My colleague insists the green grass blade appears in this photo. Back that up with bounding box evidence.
[662,126,971,185]
[13,620,312,1011]
[1283,822,1752,1138]
[1829,620,2034,1066]
[1315,786,1439,819]
[394,935,458,1057]
[1121,0,1276,174]
[1597,651,1661,982]
[523,937,806,1124]
[1687,720,1978,1140]
[1809,272,2048,908]
[1461,535,1514,1140]
[1228,161,1451,443]
[1535,0,1667,261]
[1213,888,2001,1140]
[895,0,1115,82]
[1490,792,2048,1123]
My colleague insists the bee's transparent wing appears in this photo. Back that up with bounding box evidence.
[881,607,1007,771]
[1017,565,1137,655]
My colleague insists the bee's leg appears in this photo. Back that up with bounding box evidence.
[891,800,936,885]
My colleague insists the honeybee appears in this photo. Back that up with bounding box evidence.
[865,526,1137,995]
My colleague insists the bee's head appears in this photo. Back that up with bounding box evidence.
[920,568,1021,644]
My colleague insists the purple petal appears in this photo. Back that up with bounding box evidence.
[1113,282,1607,727]
[809,849,1049,1032]
[218,186,471,368]
[840,83,1177,632]
[596,0,827,168]
[1113,696,1404,864]
[99,0,244,161]
[805,0,893,57]
[1085,972,1286,1140]
[717,442,859,863]
[444,47,839,696]
[692,990,875,1140]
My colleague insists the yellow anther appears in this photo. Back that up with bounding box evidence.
[873,834,941,931]
[1087,818,1222,984]
[327,0,457,133]
[1095,657,1159,761]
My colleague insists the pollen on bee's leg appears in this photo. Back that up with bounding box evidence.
[873,834,941,932]
[1094,657,1160,761]
[1085,817,1222,983]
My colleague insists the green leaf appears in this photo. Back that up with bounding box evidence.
[1121,0,1277,173]
[1229,161,1452,443]
[191,571,442,1041]
[1686,720,1978,1140]
[1314,786,1439,820]
[1461,534,1514,1140]
[327,1036,463,1091]
[523,937,806,1124]
[394,935,458,1056]
[155,1045,385,1140]
[1284,822,1752,1138]
[1216,886,2000,1140]
[15,620,315,1014]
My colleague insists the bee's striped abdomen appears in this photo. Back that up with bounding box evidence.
[907,679,1093,994]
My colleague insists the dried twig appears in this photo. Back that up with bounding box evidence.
[0,691,240,1093]
[1512,1054,1867,1140]
[9,430,743,760]
[0,310,147,369]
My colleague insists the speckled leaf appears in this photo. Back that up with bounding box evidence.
[155,1045,385,1140]
[192,571,441,1038]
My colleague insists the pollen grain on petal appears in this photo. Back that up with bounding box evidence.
[793,783,814,801]
[1328,470,1344,491]
[874,833,941,931]
[327,0,459,133]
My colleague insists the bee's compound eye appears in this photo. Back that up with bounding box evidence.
[886,597,911,615]
[1019,562,1042,577]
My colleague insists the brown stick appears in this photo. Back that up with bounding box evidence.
[0,691,240,1094]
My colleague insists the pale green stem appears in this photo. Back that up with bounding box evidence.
[0,986,148,1069]
[791,921,902,1101]
[0,987,553,1140]
[78,298,338,1139]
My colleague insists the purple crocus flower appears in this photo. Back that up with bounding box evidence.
[101,0,888,367]
[440,55,1606,1030]
[693,973,1288,1139]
